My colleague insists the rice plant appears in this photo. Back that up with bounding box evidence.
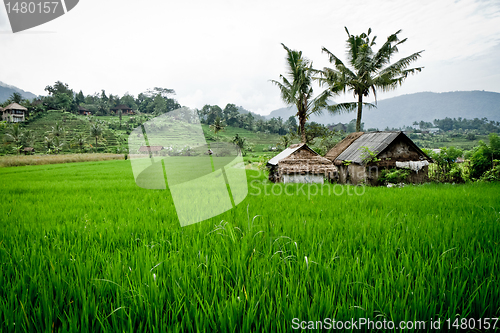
[0,160,499,332]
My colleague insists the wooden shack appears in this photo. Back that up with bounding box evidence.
[325,131,432,185]
[111,104,135,115]
[78,106,92,116]
[267,143,337,184]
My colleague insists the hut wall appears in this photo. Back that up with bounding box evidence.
[407,165,429,184]
[348,164,367,185]
[282,173,324,184]
[337,165,348,184]
[336,164,366,184]
[378,139,422,162]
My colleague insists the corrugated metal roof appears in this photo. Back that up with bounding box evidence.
[267,143,305,166]
[335,132,401,164]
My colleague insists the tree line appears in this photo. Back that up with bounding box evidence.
[0,83,182,117]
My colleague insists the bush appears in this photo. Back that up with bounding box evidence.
[470,134,500,179]
[428,146,463,182]
[379,168,410,184]
[480,163,500,182]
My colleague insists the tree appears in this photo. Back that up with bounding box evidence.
[75,90,85,106]
[232,133,246,155]
[277,133,293,149]
[10,92,23,104]
[50,121,66,138]
[43,136,53,153]
[319,27,423,132]
[71,133,86,153]
[209,116,226,141]
[44,81,75,111]
[4,123,23,155]
[271,43,330,143]
[90,123,103,148]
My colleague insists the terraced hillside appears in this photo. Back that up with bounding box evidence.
[1,110,283,156]
[1,110,124,154]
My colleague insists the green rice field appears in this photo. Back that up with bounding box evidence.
[1,160,499,332]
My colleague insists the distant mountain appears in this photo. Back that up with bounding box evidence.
[265,91,500,129]
[0,81,37,103]
[237,106,267,121]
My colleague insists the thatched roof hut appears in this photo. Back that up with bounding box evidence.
[3,102,27,111]
[2,103,27,122]
[267,143,337,183]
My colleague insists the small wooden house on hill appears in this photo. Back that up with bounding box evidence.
[325,131,432,185]
[1,103,27,123]
[111,104,135,115]
[267,143,337,184]
[78,105,92,116]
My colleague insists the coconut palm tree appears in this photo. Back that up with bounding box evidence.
[71,133,87,153]
[89,123,103,148]
[209,116,226,141]
[50,121,66,138]
[319,27,424,132]
[4,123,23,155]
[271,43,330,143]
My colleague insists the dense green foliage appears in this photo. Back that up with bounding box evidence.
[1,161,499,332]
[468,133,500,179]
[319,28,423,132]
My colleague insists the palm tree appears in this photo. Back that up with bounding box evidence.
[271,43,330,143]
[89,123,103,148]
[319,27,424,132]
[10,92,23,104]
[52,136,64,154]
[44,136,53,153]
[49,121,66,138]
[23,130,35,148]
[209,116,226,141]
[4,124,23,155]
[71,133,86,153]
[232,133,246,155]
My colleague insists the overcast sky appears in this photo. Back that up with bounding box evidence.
[1,0,499,115]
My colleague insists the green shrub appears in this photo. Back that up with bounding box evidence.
[379,168,410,184]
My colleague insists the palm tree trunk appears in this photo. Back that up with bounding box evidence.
[300,115,306,143]
[356,94,363,132]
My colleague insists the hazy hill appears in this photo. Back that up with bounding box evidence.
[0,81,37,102]
[265,91,500,129]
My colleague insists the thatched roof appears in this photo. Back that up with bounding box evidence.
[324,132,364,161]
[78,105,89,111]
[279,155,337,175]
[23,147,34,151]
[3,102,27,111]
[139,145,164,152]
[268,143,337,176]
